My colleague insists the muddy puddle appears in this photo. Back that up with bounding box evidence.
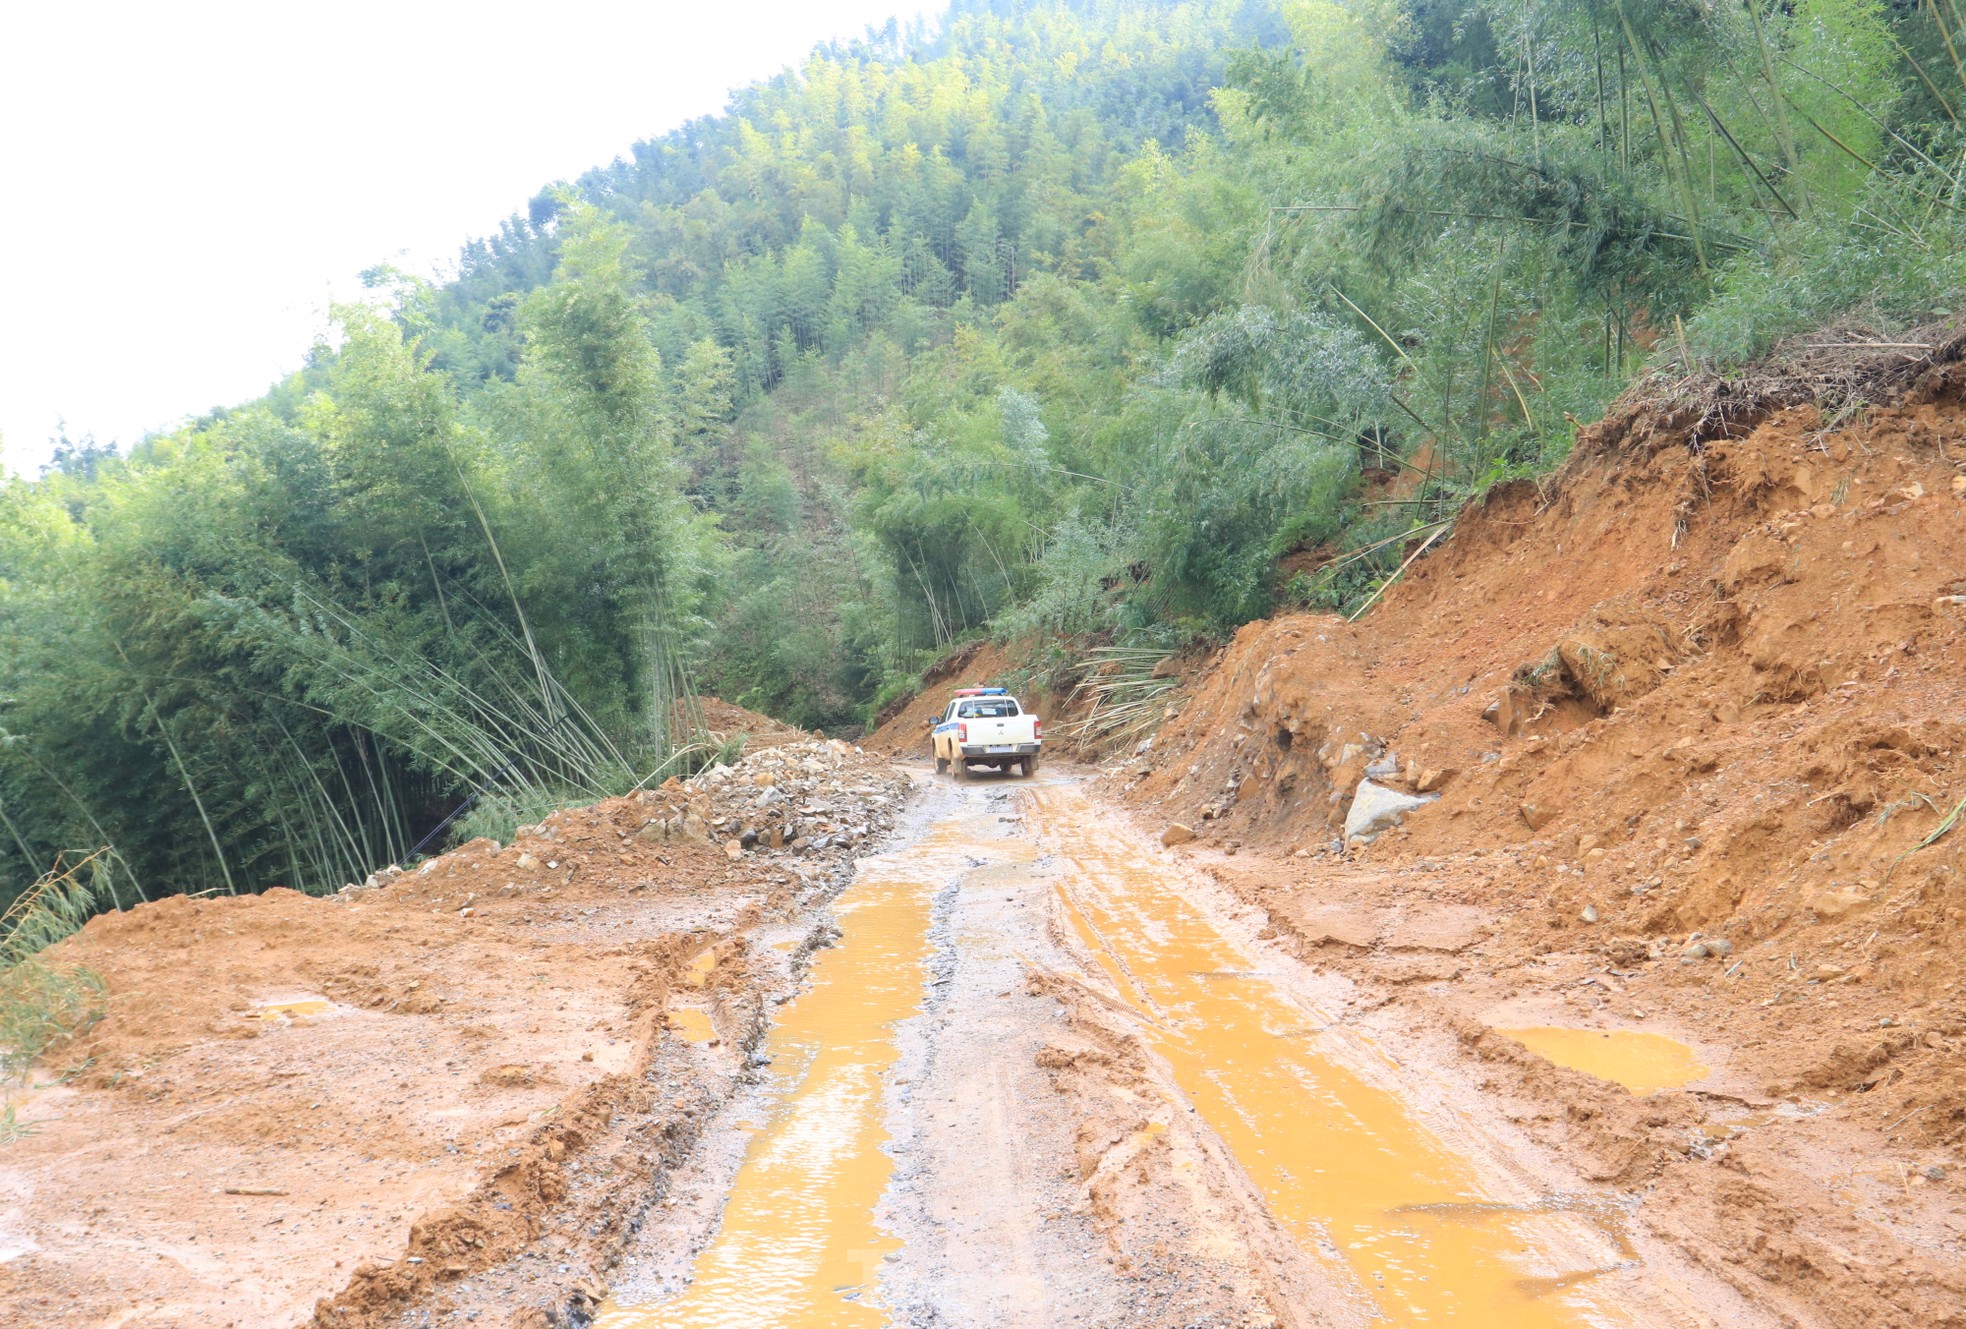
[598,809,1025,1328]
[1499,1027,1708,1095]
[1028,785,1635,1328]
[666,1007,718,1045]
[246,997,335,1020]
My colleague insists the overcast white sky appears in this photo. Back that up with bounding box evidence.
[0,0,940,476]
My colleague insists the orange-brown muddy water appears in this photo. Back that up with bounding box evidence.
[246,997,335,1020]
[665,1006,718,1045]
[598,808,1033,1329]
[1499,1027,1708,1096]
[1027,783,1632,1328]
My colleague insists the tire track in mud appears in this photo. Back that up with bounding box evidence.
[593,797,972,1328]
[873,787,1127,1328]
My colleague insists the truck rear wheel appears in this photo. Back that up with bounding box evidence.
[953,757,970,782]
[934,753,948,775]
[1022,756,1041,778]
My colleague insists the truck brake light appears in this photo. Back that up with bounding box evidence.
[1034,718,1043,740]
[957,722,968,743]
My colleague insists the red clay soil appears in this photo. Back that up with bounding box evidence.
[0,738,909,1329]
[692,695,805,750]
[1089,367,1966,1324]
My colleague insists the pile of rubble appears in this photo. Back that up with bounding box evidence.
[335,739,912,903]
[630,738,911,860]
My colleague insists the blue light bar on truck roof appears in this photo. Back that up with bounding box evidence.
[951,687,1009,696]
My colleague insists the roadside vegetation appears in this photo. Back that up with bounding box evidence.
[3,0,1963,908]
[0,852,117,1080]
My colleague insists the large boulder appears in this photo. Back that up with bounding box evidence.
[1343,779,1438,840]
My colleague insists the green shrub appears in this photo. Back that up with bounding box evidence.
[1686,163,1966,366]
[0,961,105,1082]
[0,851,116,1082]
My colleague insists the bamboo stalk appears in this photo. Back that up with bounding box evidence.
[1689,84,1800,219]
[1932,0,1966,91]
[1782,92,1965,213]
[1617,3,1709,272]
[1780,55,1953,179]
[1746,0,1808,213]
[1893,36,1961,127]
[1346,524,1452,622]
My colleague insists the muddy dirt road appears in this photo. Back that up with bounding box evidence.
[595,767,1769,1329]
[9,743,1944,1328]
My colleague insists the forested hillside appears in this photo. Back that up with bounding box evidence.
[4,0,1963,907]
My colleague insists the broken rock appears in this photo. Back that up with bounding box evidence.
[1161,823,1197,847]
[1343,780,1438,840]
[1809,886,1873,920]
[1520,801,1560,831]
[1414,767,1455,793]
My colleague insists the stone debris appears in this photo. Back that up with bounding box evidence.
[1343,779,1439,841]
[338,737,908,899]
[635,738,909,864]
[1519,800,1560,831]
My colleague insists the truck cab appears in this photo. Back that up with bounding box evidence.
[930,687,1042,779]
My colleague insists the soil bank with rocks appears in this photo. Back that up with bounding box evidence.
[0,726,908,1329]
[1079,359,1966,1326]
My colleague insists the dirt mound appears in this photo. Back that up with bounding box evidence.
[1573,320,1966,467]
[0,742,909,1329]
[691,695,806,751]
[1118,366,1966,1325]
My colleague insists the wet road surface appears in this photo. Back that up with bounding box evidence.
[597,769,1763,1329]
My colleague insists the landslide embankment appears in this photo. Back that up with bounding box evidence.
[1087,351,1966,1325]
[0,718,909,1329]
[694,695,805,751]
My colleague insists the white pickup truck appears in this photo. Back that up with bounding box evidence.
[930,688,1042,779]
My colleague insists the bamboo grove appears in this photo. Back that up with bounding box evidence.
[3,0,1963,909]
